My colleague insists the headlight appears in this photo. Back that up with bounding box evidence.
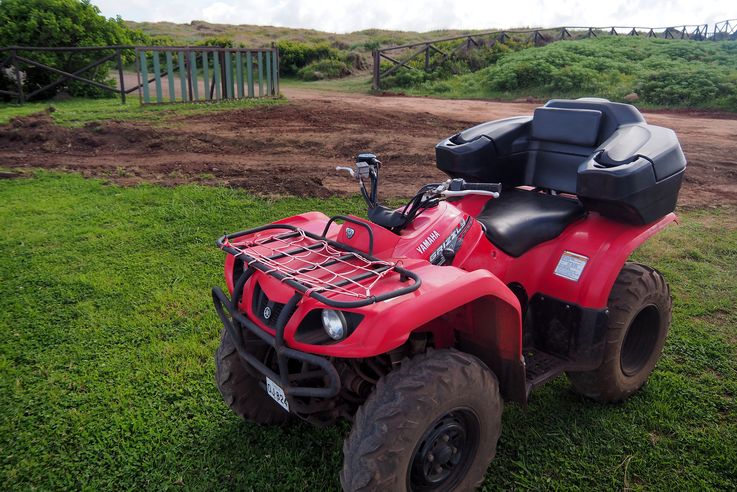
[321,310,347,340]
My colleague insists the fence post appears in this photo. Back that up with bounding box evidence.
[167,51,176,102]
[272,42,280,95]
[220,51,227,99]
[12,49,24,104]
[116,48,126,104]
[257,51,263,97]
[186,51,194,101]
[246,51,253,98]
[372,49,380,90]
[139,51,150,104]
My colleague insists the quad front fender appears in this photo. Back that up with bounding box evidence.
[377,266,523,358]
[289,265,522,360]
[286,263,526,401]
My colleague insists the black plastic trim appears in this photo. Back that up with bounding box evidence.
[212,285,341,401]
[526,293,610,372]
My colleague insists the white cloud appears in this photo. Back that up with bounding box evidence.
[92,0,735,33]
[201,2,240,23]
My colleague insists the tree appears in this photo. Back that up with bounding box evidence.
[0,0,147,99]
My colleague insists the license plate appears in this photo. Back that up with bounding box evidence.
[266,377,289,412]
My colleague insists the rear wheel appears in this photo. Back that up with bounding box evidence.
[215,328,290,424]
[567,262,671,402]
[341,349,502,492]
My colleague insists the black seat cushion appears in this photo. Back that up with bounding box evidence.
[476,189,585,257]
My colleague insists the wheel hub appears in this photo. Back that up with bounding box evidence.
[409,409,480,490]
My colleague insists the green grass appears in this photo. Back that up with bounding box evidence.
[1,172,735,490]
[0,96,285,126]
[281,74,373,93]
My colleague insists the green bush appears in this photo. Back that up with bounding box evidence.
[296,58,351,81]
[344,51,368,71]
[381,69,434,88]
[484,56,556,91]
[636,68,737,106]
[276,40,338,76]
[548,65,602,93]
[465,43,512,71]
[382,36,737,109]
[362,40,381,51]
[0,0,146,100]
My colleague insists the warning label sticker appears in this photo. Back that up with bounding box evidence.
[554,251,589,281]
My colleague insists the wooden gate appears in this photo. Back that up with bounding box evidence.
[135,46,279,104]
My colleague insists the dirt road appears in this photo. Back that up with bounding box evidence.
[1,87,735,206]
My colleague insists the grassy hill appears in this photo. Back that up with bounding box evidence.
[126,20,484,52]
[126,21,737,110]
[380,37,737,110]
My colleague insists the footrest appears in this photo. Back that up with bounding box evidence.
[523,348,568,389]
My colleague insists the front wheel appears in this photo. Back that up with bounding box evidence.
[215,328,290,424]
[567,262,672,402]
[341,349,502,492]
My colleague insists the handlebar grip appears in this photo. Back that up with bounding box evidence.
[462,182,502,193]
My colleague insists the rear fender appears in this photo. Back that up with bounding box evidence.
[507,212,678,309]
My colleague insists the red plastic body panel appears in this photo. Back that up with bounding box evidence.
[452,198,677,309]
[222,197,675,361]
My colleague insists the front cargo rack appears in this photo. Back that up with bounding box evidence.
[216,217,421,308]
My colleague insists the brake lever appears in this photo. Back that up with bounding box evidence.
[335,166,357,179]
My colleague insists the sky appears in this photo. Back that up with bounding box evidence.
[93,0,734,34]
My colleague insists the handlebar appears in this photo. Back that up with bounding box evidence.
[456,181,502,193]
[335,156,503,232]
[441,179,502,198]
[336,155,382,210]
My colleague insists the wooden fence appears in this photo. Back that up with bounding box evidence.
[0,45,133,104]
[372,19,737,89]
[136,46,279,104]
[0,45,280,105]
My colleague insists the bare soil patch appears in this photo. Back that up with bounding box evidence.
[1,89,735,207]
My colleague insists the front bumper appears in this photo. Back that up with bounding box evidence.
[212,286,341,406]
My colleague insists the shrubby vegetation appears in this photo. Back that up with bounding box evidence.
[276,40,338,76]
[381,37,737,109]
[296,58,351,81]
[0,0,147,99]
[277,40,367,80]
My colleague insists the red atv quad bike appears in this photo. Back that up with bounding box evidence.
[211,98,686,491]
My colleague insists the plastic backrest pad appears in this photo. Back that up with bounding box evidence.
[531,107,602,147]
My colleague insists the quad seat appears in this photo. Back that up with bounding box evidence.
[436,98,686,256]
[476,189,584,257]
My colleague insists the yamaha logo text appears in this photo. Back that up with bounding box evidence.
[416,230,441,255]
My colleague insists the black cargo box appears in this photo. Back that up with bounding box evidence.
[435,98,686,224]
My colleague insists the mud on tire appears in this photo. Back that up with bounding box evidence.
[567,262,672,402]
[341,348,502,492]
[215,328,290,424]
